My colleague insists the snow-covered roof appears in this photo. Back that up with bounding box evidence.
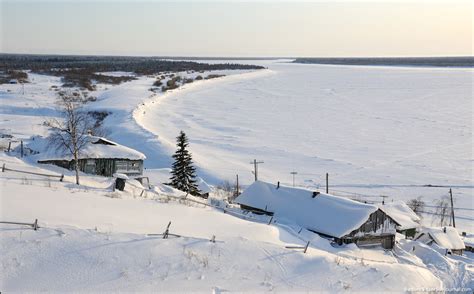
[418,227,465,250]
[462,234,474,248]
[196,177,212,194]
[378,201,420,230]
[29,135,146,161]
[235,181,378,238]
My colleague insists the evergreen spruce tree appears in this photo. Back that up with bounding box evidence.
[169,131,200,196]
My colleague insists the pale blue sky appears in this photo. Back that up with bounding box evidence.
[1,1,472,57]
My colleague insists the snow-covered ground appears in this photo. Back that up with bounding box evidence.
[2,153,472,292]
[1,61,473,291]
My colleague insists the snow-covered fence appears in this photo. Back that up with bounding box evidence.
[146,221,222,243]
[285,241,310,253]
[1,164,64,181]
[0,219,39,230]
[147,221,181,239]
[150,189,275,226]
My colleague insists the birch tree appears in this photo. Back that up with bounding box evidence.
[47,91,93,185]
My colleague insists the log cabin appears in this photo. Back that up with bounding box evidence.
[235,181,398,249]
[36,136,146,177]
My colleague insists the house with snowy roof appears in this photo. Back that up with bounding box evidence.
[415,227,465,255]
[30,135,146,177]
[378,200,420,238]
[235,181,398,249]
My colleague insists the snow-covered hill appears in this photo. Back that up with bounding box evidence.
[3,153,471,292]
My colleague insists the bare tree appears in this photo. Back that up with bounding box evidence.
[407,196,425,218]
[47,91,94,185]
[216,180,235,201]
[433,197,450,227]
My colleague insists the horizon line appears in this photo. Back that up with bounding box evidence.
[1,52,473,60]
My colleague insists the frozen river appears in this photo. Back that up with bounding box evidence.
[135,60,473,229]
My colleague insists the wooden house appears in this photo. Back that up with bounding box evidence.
[37,136,146,177]
[235,181,398,249]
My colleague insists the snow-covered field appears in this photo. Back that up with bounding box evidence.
[1,60,473,291]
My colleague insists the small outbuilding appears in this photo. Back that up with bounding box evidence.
[415,227,465,255]
[36,136,146,177]
[378,200,420,238]
[235,181,397,249]
[196,177,212,199]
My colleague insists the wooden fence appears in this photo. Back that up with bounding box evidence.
[0,219,39,230]
[2,163,64,181]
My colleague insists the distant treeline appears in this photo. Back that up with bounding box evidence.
[0,54,264,73]
[293,57,474,68]
[0,54,264,89]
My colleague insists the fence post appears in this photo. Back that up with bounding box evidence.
[33,219,38,230]
[60,174,64,182]
[267,216,273,225]
[2,163,5,172]
[163,221,171,239]
[304,241,310,253]
[20,140,23,158]
[7,141,11,152]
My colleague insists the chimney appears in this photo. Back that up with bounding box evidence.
[276,181,280,189]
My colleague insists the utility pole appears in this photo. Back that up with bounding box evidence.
[250,159,264,181]
[325,173,329,194]
[235,174,239,198]
[449,188,456,228]
[290,171,298,187]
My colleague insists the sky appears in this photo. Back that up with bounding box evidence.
[0,0,472,57]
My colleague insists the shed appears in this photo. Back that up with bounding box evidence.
[415,227,465,255]
[462,233,474,253]
[378,201,420,238]
[34,135,146,177]
[235,181,397,249]
[196,177,212,199]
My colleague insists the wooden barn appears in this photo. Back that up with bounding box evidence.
[37,136,146,177]
[235,181,398,249]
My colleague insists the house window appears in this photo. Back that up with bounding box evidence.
[128,161,140,171]
[115,160,140,172]
[116,161,128,172]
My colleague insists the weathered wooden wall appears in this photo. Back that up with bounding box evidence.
[40,158,143,177]
[346,209,397,237]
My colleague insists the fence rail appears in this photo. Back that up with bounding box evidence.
[1,163,64,181]
[0,219,39,230]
